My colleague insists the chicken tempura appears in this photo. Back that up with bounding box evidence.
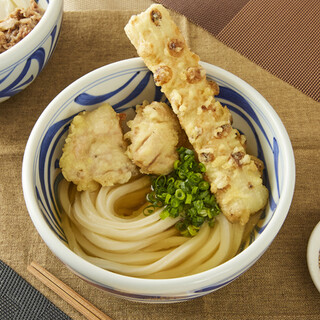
[125,101,181,175]
[125,4,268,224]
[59,103,138,191]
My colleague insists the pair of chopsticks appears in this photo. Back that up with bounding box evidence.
[28,261,113,320]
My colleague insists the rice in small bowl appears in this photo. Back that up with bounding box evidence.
[22,57,295,302]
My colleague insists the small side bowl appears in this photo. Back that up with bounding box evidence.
[22,58,295,302]
[307,221,320,293]
[0,0,63,103]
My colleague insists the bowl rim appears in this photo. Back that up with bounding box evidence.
[22,57,296,296]
[0,0,63,70]
[307,221,320,293]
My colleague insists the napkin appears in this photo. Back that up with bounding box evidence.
[0,260,71,320]
[156,0,320,102]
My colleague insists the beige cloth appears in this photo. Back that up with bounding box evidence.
[1,9,320,320]
[64,0,153,11]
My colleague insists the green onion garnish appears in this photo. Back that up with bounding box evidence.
[175,189,185,201]
[143,205,156,216]
[145,147,221,237]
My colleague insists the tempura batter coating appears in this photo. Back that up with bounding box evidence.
[125,5,268,224]
[60,103,138,192]
[125,101,180,175]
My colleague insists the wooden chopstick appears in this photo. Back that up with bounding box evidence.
[27,261,113,320]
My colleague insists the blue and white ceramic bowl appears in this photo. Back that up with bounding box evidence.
[22,58,295,303]
[0,0,63,103]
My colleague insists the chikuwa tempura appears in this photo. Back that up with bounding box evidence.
[125,4,268,225]
[58,4,269,279]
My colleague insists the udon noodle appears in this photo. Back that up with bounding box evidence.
[58,175,249,279]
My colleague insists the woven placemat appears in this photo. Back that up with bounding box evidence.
[156,0,320,102]
[0,260,71,320]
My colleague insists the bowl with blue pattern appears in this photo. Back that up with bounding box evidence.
[0,0,63,103]
[22,57,295,302]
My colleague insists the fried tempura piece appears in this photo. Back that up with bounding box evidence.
[60,103,138,192]
[125,4,268,224]
[125,100,181,175]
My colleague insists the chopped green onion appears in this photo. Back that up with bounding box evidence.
[169,207,179,218]
[204,195,215,206]
[160,209,170,220]
[146,147,221,236]
[177,146,185,153]
[198,163,206,172]
[175,189,185,201]
[193,216,205,227]
[191,186,198,194]
[184,149,194,155]
[153,200,164,207]
[155,175,166,188]
[208,219,216,227]
[143,205,155,216]
[146,191,157,203]
[199,190,210,200]
[185,194,193,204]
[174,160,180,170]
[174,180,182,189]
[167,177,175,184]
[175,220,185,232]
[171,197,180,208]
[165,193,171,204]
[188,207,197,218]
[167,183,175,194]
[199,181,210,190]
[188,173,201,185]
[193,200,203,212]
[178,170,187,179]
[199,208,209,217]
[187,225,198,236]
[181,229,190,237]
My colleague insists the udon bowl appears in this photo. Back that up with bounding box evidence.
[22,57,295,302]
[0,0,63,103]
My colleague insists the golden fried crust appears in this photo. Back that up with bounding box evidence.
[59,103,138,191]
[125,4,268,224]
[125,101,180,175]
